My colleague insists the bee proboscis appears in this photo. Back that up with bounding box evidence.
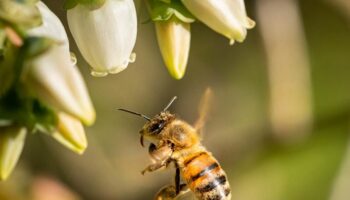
[119,89,231,200]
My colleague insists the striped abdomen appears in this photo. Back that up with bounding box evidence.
[181,152,231,200]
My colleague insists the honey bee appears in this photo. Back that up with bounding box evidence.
[119,89,231,200]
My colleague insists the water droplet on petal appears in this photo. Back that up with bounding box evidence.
[70,52,77,65]
[109,65,127,74]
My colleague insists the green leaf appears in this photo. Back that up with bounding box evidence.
[76,0,106,10]
[0,29,5,52]
[9,36,54,87]
[31,99,58,134]
[0,89,58,134]
[0,61,15,97]
[0,36,55,98]
[64,0,78,10]
[146,0,195,23]
[0,41,17,97]
[0,89,29,127]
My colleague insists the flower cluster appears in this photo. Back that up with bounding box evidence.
[146,0,255,79]
[64,0,254,79]
[0,0,254,181]
[0,1,95,180]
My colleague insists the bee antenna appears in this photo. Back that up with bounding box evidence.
[118,108,151,121]
[163,96,177,111]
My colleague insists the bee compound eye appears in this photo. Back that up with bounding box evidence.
[149,121,165,134]
[149,124,158,133]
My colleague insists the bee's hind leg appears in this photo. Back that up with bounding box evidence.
[175,166,180,194]
[155,184,189,200]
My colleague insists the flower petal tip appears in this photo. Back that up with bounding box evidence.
[0,127,27,181]
[80,110,96,126]
[246,17,256,29]
[53,133,87,154]
[108,65,128,75]
[129,52,136,63]
[0,171,10,181]
[91,71,108,77]
[52,131,87,155]
[53,113,88,154]
[169,68,186,80]
[90,52,136,77]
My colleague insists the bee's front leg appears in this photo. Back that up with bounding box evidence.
[141,161,169,175]
[142,143,173,175]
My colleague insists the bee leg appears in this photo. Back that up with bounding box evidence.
[155,184,189,200]
[175,163,180,195]
[141,161,168,175]
[142,143,173,175]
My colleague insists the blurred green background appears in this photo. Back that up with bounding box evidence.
[2,0,350,199]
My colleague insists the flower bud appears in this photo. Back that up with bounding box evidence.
[155,17,190,79]
[52,113,87,154]
[67,0,137,77]
[23,50,96,126]
[0,126,27,180]
[24,1,96,126]
[181,0,255,44]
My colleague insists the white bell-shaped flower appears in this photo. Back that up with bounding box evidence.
[25,1,95,125]
[181,0,255,44]
[67,0,137,77]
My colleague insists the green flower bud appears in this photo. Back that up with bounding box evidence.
[155,17,190,79]
[0,126,26,181]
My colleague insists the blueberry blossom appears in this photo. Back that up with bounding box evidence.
[25,1,96,126]
[181,0,255,45]
[67,0,137,77]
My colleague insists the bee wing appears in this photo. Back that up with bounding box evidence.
[194,88,213,135]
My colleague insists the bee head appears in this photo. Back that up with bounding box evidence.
[118,96,178,147]
[139,111,175,146]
